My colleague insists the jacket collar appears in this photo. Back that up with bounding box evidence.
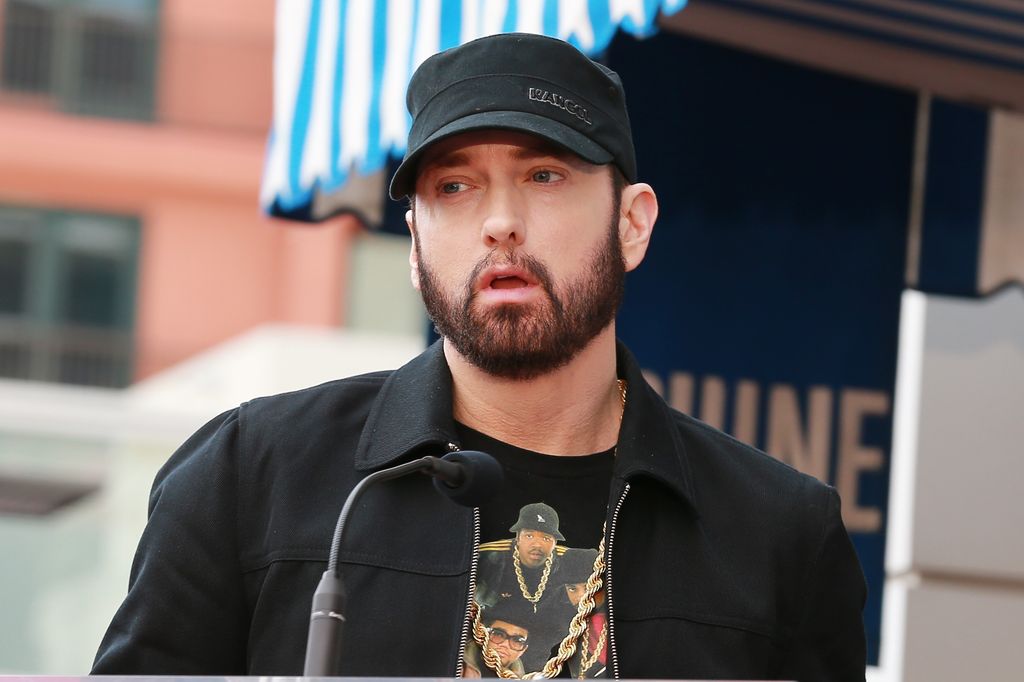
[354,340,459,470]
[354,340,698,513]
[613,341,698,513]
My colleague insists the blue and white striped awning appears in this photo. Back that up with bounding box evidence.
[260,0,688,221]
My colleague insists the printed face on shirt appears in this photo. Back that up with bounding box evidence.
[407,130,627,380]
[486,619,529,666]
[565,581,588,606]
[516,529,556,568]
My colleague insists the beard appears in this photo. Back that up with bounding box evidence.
[413,205,625,380]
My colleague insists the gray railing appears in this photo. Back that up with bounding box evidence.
[0,318,133,388]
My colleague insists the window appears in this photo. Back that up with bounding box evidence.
[0,0,159,120]
[0,206,139,387]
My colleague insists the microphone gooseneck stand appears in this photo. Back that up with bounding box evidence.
[302,451,502,676]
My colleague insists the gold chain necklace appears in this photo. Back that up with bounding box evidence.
[512,545,553,610]
[577,622,607,678]
[470,378,627,679]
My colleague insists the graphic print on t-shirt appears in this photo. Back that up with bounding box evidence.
[466,501,608,679]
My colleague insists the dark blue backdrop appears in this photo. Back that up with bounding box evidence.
[606,31,917,665]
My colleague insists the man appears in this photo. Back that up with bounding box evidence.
[558,547,601,611]
[93,33,866,680]
[463,599,535,678]
[476,502,564,611]
[513,512,559,572]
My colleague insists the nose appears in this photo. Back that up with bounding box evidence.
[491,643,510,663]
[480,184,525,248]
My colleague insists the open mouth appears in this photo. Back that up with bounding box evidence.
[490,275,529,289]
[480,267,538,292]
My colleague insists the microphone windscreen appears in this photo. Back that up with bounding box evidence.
[433,450,503,507]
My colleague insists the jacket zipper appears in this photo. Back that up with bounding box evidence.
[605,482,630,680]
[449,441,482,678]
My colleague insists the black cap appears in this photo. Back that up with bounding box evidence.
[389,32,636,199]
[559,547,599,584]
[484,597,537,631]
[509,502,565,541]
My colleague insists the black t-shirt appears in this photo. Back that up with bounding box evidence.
[456,422,613,678]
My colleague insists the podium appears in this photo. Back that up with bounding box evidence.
[80,678,789,681]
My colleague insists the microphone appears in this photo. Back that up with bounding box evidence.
[428,450,505,507]
[303,451,503,676]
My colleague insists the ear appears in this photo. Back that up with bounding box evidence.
[618,183,658,272]
[406,209,421,291]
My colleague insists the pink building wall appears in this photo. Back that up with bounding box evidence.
[0,0,360,380]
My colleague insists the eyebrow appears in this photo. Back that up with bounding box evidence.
[422,150,471,171]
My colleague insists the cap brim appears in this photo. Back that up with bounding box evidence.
[508,522,566,542]
[388,110,615,200]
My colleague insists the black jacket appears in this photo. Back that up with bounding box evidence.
[92,341,866,680]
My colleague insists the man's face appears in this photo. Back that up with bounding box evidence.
[516,529,556,568]
[407,130,625,380]
[486,619,529,666]
[565,581,588,607]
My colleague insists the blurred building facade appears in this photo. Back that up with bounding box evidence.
[0,0,363,389]
[0,0,426,672]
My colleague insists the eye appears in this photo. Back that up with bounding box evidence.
[531,169,564,183]
[440,181,467,194]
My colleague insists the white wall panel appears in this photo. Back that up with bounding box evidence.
[902,579,1024,682]
[912,289,1024,580]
